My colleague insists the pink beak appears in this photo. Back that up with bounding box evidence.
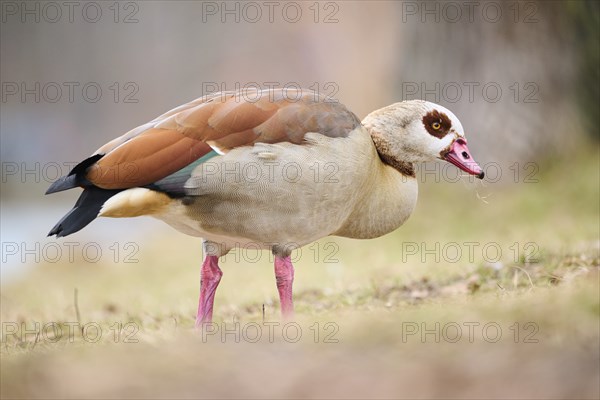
[443,138,484,179]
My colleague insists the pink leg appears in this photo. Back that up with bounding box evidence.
[274,256,295,318]
[195,255,223,327]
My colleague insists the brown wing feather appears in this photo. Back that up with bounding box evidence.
[88,129,211,189]
[93,91,227,156]
[85,88,360,190]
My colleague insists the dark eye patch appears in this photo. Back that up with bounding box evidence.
[422,110,452,139]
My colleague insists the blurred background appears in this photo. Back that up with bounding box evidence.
[1,1,599,399]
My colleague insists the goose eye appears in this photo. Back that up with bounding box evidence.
[432,122,441,130]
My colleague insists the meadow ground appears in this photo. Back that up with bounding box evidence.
[1,145,599,399]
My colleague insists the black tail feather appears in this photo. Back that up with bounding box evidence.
[45,174,79,194]
[48,187,122,237]
[45,154,104,195]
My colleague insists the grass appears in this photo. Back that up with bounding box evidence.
[1,144,598,399]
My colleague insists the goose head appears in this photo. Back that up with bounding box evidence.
[363,100,484,179]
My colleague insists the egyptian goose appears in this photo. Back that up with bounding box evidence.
[47,88,484,326]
